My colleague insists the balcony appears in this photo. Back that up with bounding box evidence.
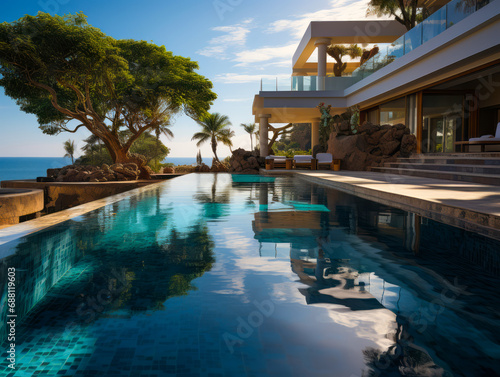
[350,0,493,83]
[260,76,355,91]
[260,0,493,93]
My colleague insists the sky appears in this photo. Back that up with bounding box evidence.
[0,0,375,159]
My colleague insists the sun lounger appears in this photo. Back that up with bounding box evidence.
[316,153,333,170]
[456,123,500,152]
[265,155,287,169]
[293,155,316,169]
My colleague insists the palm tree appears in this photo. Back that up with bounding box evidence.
[63,139,76,164]
[192,113,233,163]
[240,123,257,150]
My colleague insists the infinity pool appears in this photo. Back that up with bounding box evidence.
[1,174,499,377]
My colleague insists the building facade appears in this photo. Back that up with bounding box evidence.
[252,0,500,155]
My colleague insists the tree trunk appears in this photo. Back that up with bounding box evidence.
[250,135,253,151]
[211,137,220,164]
[100,135,151,179]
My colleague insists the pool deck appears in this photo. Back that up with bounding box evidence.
[262,169,500,241]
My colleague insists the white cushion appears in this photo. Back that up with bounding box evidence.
[294,155,313,163]
[266,155,286,160]
[496,122,500,138]
[316,153,332,163]
[469,137,500,142]
[469,136,493,141]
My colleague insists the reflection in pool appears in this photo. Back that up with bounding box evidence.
[0,173,499,376]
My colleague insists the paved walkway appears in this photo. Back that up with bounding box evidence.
[296,170,500,240]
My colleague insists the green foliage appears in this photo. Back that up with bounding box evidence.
[192,112,232,163]
[326,44,363,76]
[0,12,216,164]
[273,149,311,158]
[130,132,170,172]
[77,131,169,171]
[367,0,429,30]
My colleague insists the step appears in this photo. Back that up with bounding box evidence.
[397,157,500,166]
[370,167,500,186]
[384,163,500,175]
[412,153,500,158]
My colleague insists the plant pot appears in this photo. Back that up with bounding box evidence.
[333,159,341,171]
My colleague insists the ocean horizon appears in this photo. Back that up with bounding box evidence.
[0,156,220,181]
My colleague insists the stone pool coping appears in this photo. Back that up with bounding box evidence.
[0,180,167,247]
[295,170,500,241]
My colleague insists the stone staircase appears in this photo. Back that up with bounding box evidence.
[370,153,500,186]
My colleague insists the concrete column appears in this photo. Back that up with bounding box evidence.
[315,38,331,91]
[311,120,320,152]
[259,114,271,157]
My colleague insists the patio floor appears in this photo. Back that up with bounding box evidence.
[290,170,500,240]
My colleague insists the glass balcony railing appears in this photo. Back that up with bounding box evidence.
[260,76,356,91]
[259,0,492,93]
[350,0,492,85]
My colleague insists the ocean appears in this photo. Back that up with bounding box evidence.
[0,157,72,182]
[0,156,215,181]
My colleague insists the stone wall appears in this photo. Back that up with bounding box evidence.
[1,180,156,214]
[228,149,264,174]
[327,122,417,171]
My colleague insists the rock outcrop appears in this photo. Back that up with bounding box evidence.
[47,163,142,182]
[327,122,417,171]
[210,159,229,173]
[194,163,210,172]
[162,166,176,174]
[228,148,264,174]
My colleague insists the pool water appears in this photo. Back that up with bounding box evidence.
[1,173,499,377]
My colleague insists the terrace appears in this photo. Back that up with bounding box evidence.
[260,0,494,93]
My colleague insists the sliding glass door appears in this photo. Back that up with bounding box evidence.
[422,94,464,153]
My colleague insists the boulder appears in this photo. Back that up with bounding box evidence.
[327,123,416,171]
[400,134,417,158]
[47,162,142,182]
[228,148,262,174]
[162,167,175,174]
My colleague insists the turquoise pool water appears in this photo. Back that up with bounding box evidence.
[0,173,499,377]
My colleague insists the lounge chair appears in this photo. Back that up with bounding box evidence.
[265,155,286,169]
[316,153,333,170]
[469,122,500,142]
[293,155,314,169]
[456,122,500,152]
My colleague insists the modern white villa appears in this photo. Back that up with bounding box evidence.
[253,0,500,156]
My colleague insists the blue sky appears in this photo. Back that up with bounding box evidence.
[0,0,372,158]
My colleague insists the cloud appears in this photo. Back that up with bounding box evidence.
[232,43,297,67]
[198,18,254,59]
[267,0,380,40]
[222,98,249,102]
[214,73,289,84]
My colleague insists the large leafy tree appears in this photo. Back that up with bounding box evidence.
[0,12,216,176]
[77,131,170,171]
[367,0,429,30]
[192,113,233,163]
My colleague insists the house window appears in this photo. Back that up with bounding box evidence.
[380,97,406,125]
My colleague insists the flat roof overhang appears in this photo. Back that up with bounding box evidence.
[252,93,347,123]
[292,20,407,71]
